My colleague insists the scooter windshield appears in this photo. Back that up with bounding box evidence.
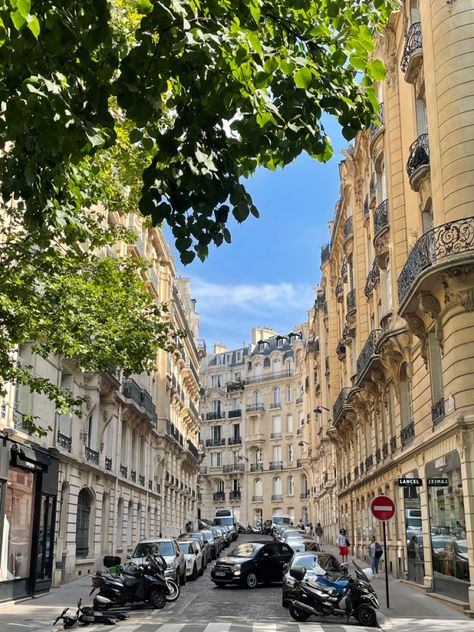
[352,560,370,583]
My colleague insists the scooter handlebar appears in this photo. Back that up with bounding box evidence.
[53,607,69,625]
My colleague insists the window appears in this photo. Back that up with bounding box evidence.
[212,425,221,441]
[277,338,284,347]
[255,363,262,378]
[273,445,282,462]
[226,353,232,364]
[428,332,444,410]
[273,477,282,495]
[286,385,292,402]
[399,363,413,429]
[58,373,73,437]
[211,400,222,415]
[216,354,224,365]
[233,424,240,439]
[254,390,262,405]
[254,479,262,496]
[287,444,293,462]
[234,372,241,382]
[273,358,282,374]
[211,452,222,467]
[236,351,242,363]
[211,375,223,388]
[76,488,93,559]
[126,501,133,546]
[272,387,281,405]
[272,416,281,434]
[258,342,266,352]
[287,475,294,496]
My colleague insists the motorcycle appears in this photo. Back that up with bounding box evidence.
[103,554,179,602]
[53,599,128,627]
[288,561,379,627]
[91,556,167,610]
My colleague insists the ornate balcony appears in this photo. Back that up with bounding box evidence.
[356,329,382,384]
[85,446,99,464]
[120,464,128,478]
[343,217,353,241]
[148,479,153,490]
[374,199,389,237]
[346,288,356,315]
[365,454,374,470]
[206,438,225,447]
[401,22,423,83]
[187,439,199,459]
[57,432,72,452]
[227,381,245,393]
[269,461,283,471]
[398,217,474,310]
[354,465,359,479]
[130,469,137,482]
[400,420,415,447]
[139,474,145,486]
[206,411,226,420]
[228,436,242,445]
[333,387,351,426]
[228,409,242,418]
[364,259,380,298]
[390,435,397,453]
[270,402,282,410]
[307,339,320,354]
[122,378,157,426]
[252,495,263,502]
[105,457,112,471]
[406,133,429,191]
[270,432,282,439]
[230,490,241,501]
[272,494,283,501]
[382,443,389,459]
[223,463,245,473]
[246,404,265,413]
[321,242,330,264]
[250,463,263,472]
[335,278,344,302]
[213,492,225,502]
[432,398,445,424]
[336,339,346,361]
[246,369,294,385]
[375,448,381,464]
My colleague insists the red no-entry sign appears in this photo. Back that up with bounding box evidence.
[371,495,396,521]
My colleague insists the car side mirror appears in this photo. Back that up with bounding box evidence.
[289,566,306,581]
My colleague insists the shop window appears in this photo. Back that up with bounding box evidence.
[76,488,93,559]
[0,467,35,581]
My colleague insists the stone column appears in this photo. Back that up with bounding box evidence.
[457,417,474,610]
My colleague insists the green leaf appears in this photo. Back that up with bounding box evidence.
[26,14,40,39]
[294,67,312,89]
[129,128,143,144]
[369,59,386,82]
[180,250,195,264]
[137,0,153,14]
[17,0,30,18]
[10,9,26,30]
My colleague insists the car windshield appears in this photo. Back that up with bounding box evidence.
[132,541,174,558]
[273,517,291,525]
[179,543,191,554]
[230,543,263,558]
[214,516,234,527]
[291,554,318,569]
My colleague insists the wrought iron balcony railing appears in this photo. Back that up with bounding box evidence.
[272,494,283,501]
[346,288,356,314]
[223,463,245,473]
[250,463,263,472]
[105,457,112,471]
[270,402,282,410]
[85,446,99,464]
[120,464,128,478]
[206,438,225,447]
[336,339,346,360]
[321,242,330,264]
[400,420,415,447]
[213,492,225,501]
[365,454,374,470]
[397,217,474,306]
[269,461,283,470]
[187,439,199,459]
[228,436,242,445]
[252,495,263,502]
[206,411,226,420]
[333,387,351,425]
[374,199,389,236]
[228,409,242,418]
[375,448,381,464]
[407,133,429,180]
[57,432,72,452]
[391,435,397,452]
[246,370,294,385]
[382,442,389,459]
[230,491,242,501]
[356,329,382,380]
[401,22,422,73]
[139,474,145,486]
[122,378,157,426]
[343,216,353,241]
[364,259,380,298]
[432,397,445,424]
[335,279,344,301]
[227,380,245,392]
[370,103,384,139]
[270,432,282,439]
[246,404,265,413]
[130,469,137,482]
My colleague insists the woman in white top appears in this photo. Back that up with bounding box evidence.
[336,528,350,563]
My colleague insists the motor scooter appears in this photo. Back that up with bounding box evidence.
[53,599,128,627]
[288,561,379,627]
[91,556,167,610]
[105,554,180,602]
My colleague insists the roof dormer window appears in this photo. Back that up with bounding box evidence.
[277,338,284,347]
[258,342,266,352]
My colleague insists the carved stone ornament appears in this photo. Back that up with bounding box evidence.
[456,287,474,312]
[419,291,444,349]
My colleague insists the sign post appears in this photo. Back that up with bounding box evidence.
[370,495,396,609]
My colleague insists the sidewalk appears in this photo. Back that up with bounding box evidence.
[0,575,96,630]
[321,540,472,631]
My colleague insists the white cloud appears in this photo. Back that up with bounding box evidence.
[190,277,313,347]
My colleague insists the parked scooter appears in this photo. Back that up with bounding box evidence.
[288,561,379,627]
[105,554,180,602]
[91,556,167,610]
[53,599,128,627]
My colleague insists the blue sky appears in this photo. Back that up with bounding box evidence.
[169,117,347,351]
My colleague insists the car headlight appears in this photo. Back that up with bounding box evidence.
[232,564,241,575]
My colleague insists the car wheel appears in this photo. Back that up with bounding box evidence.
[356,604,377,627]
[289,604,310,622]
[149,588,166,609]
[245,572,258,589]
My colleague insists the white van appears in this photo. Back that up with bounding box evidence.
[271,513,291,535]
[213,508,237,540]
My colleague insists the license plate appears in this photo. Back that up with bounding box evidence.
[215,571,226,576]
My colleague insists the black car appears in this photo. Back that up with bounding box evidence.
[211,541,293,589]
[282,551,342,607]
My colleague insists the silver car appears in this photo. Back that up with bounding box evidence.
[130,538,187,585]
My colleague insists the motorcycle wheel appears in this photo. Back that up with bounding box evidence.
[93,597,111,611]
[150,588,166,609]
[165,580,180,602]
[356,604,377,627]
[289,605,310,622]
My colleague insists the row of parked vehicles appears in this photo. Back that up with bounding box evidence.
[89,521,237,612]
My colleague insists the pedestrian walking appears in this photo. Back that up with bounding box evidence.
[309,521,314,536]
[305,522,311,536]
[315,522,323,543]
[336,528,350,563]
[368,535,383,577]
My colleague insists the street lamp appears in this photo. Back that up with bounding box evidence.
[314,405,330,414]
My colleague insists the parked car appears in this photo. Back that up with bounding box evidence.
[282,551,342,607]
[211,540,293,589]
[285,537,305,553]
[201,529,220,560]
[178,539,204,580]
[188,532,210,566]
[130,538,187,585]
[431,537,469,581]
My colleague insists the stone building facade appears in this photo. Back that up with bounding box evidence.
[0,213,201,600]
[199,328,310,527]
[302,0,474,609]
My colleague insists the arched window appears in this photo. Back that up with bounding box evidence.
[272,358,282,374]
[273,477,282,496]
[301,475,308,495]
[254,478,262,497]
[254,390,262,405]
[400,363,414,429]
[76,488,93,559]
[272,387,281,406]
[287,476,294,496]
[428,332,444,419]
[116,498,123,546]
[255,362,262,377]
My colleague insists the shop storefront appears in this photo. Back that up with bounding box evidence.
[426,451,469,602]
[400,471,425,585]
[0,437,59,602]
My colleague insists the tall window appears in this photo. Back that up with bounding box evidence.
[399,363,414,429]
[211,399,222,415]
[287,444,293,462]
[428,332,444,410]
[210,451,222,467]
[126,501,133,545]
[76,489,93,559]
[254,390,262,405]
[211,375,223,388]
[272,358,282,374]
[58,373,73,437]
[212,425,221,441]
[273,445,282,462]
[254,479,262,496]
[255,362,262,377]
[287,476,294,496]
[286,385,292,402]
[287,414,293,432]
[116,498,123,547]
[137,504,143,541]
[272,415,281,434]
[272,387,281,406]
[273,477,282,496]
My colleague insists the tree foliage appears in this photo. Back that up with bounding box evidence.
[0,0,393,264]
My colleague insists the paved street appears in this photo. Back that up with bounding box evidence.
[0,536,472,632]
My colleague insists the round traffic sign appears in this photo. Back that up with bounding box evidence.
[371,495,396,521]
